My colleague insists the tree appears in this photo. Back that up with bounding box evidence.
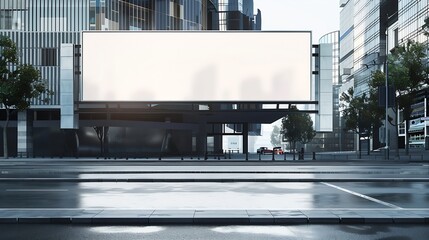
[371,69,401,157]
[94,126,109,158]
[388,40,429,154]
[281,106,316,160]
[340,84,384,155]
[270,125,282,148]
[0,35,51,158]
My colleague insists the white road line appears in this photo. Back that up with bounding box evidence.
[5,189,69,192]
[321,182,403,209]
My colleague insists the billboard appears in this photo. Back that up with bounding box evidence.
[82,31,311,102]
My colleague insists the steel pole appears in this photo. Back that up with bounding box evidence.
[385,31,389,160]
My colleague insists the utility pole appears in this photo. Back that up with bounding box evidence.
[385,30,390,160]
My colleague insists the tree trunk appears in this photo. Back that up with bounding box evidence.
[3,108,10,159]
[404,109,410,155]
[394,105,400,158]
[358,133,361,159]
[405,119,410,155]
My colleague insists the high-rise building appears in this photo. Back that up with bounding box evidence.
[338,0,397,151]
[395,0,429,149]
[308,31,348,152]
[0,0,217,157]
[218,0,260,30]
[339,0,429,151]
[0,0,267,157]
[0,0,219,107]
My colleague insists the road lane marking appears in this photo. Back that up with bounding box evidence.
[5,189,69,192]
[321,182,403,209]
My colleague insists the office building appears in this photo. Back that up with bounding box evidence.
[0,0,216,157]
[339,0,429,151]
[396,0,429,149]
[218,0,260,30]
[308,31,351,152]
[0,0,270,157]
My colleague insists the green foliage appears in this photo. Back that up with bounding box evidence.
[270,125,282,148]
[1,35,51,111]
[281,106,316,149]
[388,40,429,122]
[340,81,383,137]
[387,39,429,153]
[1,35,52,158]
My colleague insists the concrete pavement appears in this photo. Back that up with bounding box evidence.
[1,209,428,224]
[1,158,428,225]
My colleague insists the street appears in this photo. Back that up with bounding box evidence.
[1,224,429,240]
[0,159,428,240]
[0,159,428,210]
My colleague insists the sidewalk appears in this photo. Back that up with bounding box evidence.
[1,209,428,225]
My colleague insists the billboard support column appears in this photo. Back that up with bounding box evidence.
[17,110,33,158]
[60,44,78,130]
[243,123,249,160]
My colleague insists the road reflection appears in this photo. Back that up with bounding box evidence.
[76,182,316,209]
[211,226,295,237]
[90,226,165,234]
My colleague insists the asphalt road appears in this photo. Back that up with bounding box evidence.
[0,160,428,210]
[1,224,429,240]
[1,181,429,209]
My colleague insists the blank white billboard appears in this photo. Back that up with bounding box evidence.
[82,31,311,102]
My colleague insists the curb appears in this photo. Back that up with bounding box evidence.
[0,209,428,225]
[1,178,429,182]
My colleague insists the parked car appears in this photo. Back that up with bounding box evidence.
[257,147,273,154]
[273,147,284,155]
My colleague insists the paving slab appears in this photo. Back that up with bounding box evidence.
[92,210,153,224]
[269,210,308,224]
[355,210,394,224]
[193,210,249,224]
[300,210,340,224]
[329,210,365,224]
[0,209,428,225]
[149,210,194,224]
[70,210,104,224]
[409,209,429,223]
[246,210,274,224]
[380,210,425,224]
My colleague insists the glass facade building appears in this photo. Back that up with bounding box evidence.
[398,0,429,43]
[339,0,429,151]
[0,0,219,107]
[218,0,259,30]
[338,0,400,152]
[339,0,354,85]
[353,0,383,97]
[0,0,264,157]
[396,0,429,149]
[308,31,347,152]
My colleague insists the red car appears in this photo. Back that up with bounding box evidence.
[273,147,284,155]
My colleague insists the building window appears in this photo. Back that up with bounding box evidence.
[41,48,57,66]
[394,28,399,48]
[0,10,13,29]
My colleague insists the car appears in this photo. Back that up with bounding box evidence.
[257,147,273,154]
[273,147,284,155]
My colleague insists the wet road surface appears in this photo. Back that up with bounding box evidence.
[0,160,427,217]
[1,224,428,240]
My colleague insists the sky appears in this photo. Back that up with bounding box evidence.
[253,0,340,43]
